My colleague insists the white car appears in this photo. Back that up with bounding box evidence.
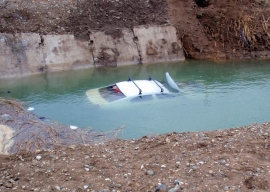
[86,72,181,105]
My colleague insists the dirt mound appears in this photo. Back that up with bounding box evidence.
[0,123,270,191]
[0,0,168,39]
[0,97,270,191]
[0,98,123,154]
[168,0,270,59]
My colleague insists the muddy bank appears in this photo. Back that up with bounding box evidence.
[0,98,270,191]
[0,98,123,154]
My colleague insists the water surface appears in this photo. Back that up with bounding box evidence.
[1,60,270,139]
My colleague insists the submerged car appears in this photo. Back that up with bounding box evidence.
[86,72,181,105]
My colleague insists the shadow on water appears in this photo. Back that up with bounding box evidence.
[1,59,270,139]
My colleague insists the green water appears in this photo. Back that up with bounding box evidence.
[1,60,270,139]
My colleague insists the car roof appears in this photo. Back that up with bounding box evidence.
[116,80,169,97]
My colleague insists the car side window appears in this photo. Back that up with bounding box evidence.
[130,95,153,102]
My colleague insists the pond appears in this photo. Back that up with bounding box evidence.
[1,59,270,139]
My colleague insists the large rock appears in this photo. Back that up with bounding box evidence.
[43,35,94,71]
[133,25,185,63]
[90,29,140,67]
[0,124,14,154]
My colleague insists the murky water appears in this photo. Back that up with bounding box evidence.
[1,60,270,139]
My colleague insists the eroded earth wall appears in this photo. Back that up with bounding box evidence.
[0,0,186,78]
[0,25,184,78]
[1,0,270,78]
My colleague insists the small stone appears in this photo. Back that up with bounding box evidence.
[220,159,226,165]
[68,145,76,150]
[51,155,57,160]
[55,185,61,191]
[1,114,12,121]
[36,155,42,160]
[161,164,166,168]
[83,185,88,189]
[147,170,154,175]
[198,161,204,165]
[19,156,24,161]
[9,179,15,183]
[155,183,167,191]
[191,165,198,170]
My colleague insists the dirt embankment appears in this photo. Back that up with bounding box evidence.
[0,0,168,38]
[1,112,270,191]
[0,99,270,191]
[168,0,270,59]
[1,0,270,60]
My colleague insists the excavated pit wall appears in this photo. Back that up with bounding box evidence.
[0,25,185,78]
[0,0,185,78]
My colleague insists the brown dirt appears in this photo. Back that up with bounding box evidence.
[1,0,269,59]
[1,120,270,191]
[0,100,270,191]
[168,0,270,59]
